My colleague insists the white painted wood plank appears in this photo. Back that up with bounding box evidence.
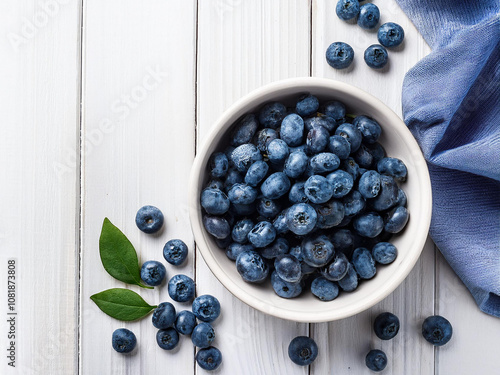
[80,1,196,374]
[311,1,435,373]
[435,250,500,374]
[196,1,311,374]
[0,0,81,374]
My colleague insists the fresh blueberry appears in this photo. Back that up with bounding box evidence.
[231,113,259,146]
[357,3,380,29]
[396,188,407,207]
[384,206,409,233]
[301,234,335,267]
[353,115,382,144]
[330,229,354,255]
[174,310,197,335]
[422,315,453,346]
[314,199,345,228]
[369,175,398,211]
[377,157,407,182]
[152,302,176,329]
[378,22,405,48]
[225,243,255,261]
[353,144,374,168]
[321,100,346,124]
[247,221,276,248]
[275,254,302,283]
[343,190,366,217]
[273,209,290,235]
[245,160,269,187]
[260,172,291,200]
[336,0,360,20]
[322,252,349,281]
[309,152,340,174]
[365,349,387,372]
[326,41,355,69]
[286,203,318,235]
[366,142,386,164]
[306,126,330,155]
[203,215,231,239]
[338,263,359,292]
[135,205,164,234]
[311,276,340,301]
[353,212,384,238]
[231,219,254,243]
[196,346,223,371]
[156,327,179,350]
[289,181,309,204]
[227,183,258,205]
[372,242,398,264]
[304,114,337,132]
[254,128,279,152]
[191,322,215,348]
[256,197,281,219]
[236,250,269,283]
[230,143,263,172]
[261,237,289,259]
[201,188,230,215]
[364,44,389,69]
[259,102,287,129]
[140,260,166,286]
[209,152,229,178]
[288,336,318,366]
[328,135,351,160]
[335,123,362,153]
[223,168,244,192]
[296,94,320,117]
[326,169,354,198]
[168,274,196,303]
[341,157,361,179]
[284,151,309,179]
[271,271,303,298]
[280,114,305,147]
[374,312,400,340]
[192,295,221,323]
[267,139,290,166]
[112,328,137,354]
[358,170,381,199]
[304,175,334,204]
[163,239,189,266]
[352,247,376,279]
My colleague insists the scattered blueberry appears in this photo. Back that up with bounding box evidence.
[192,295,221,323]
[364,44,389,69]
[112,328,137,354]
[140,260,166,286]
[196,346,223,371]
[365,349,387,372]
[156,327,179,350]
[336,0,360,21]
[288,336,318,366]
[326,42,355,69]
[163,239,189,266]
[358,3,380,29]
[174,310,197,335]
[168,274,196,303]
[191,322,215,348]
[422,315,453,346]
[152,302,176,329]
[135,205,164,234]
[374,312,400,340]
[378,22,405,48]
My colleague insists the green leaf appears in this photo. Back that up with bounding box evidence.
[90,288,157,321]
[99,217,152,289]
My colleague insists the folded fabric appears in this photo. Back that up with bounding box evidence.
[395,0,500,317]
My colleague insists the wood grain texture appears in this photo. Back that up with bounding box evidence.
[0,0,81,374]
[196,1,311,374]
[79,1,196,374]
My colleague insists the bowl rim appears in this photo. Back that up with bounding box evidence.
[189,77,432,322]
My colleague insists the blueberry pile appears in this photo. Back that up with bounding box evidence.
[201,95,410,301]
[327,0,405,70]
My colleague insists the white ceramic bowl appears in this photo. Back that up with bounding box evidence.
[189,77,431,322]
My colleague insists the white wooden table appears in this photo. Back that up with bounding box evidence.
[1,1,498,374]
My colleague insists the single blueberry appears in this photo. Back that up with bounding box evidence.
[326,169,354,198]
[322,252,349,281]
[209,152,229,178]
[304,175,334,204]
[244,160,269,187]
[281,114,305,147]
[271,271,303,298]
[366,142,386,164]
[260,172,291,200]
[328,135,351,160]
[374,312,400,340]
[236,250,270,283]
[273,209,290,235]
[288,336,318,366]
[203,215,231,239]
[326,41,355,69]
[369,174,398,211]
[275,254,302,283]
[259,102,287,129]
[284,151,309,178]
[365,349,388,372]
[422,315,453,346]
[314,199,345,228]
[168,274,195,303]
[152,302,176,329]
[330,229,355,256]
[163,239,189,266]
[309,152,340,174]
[296,94,320,117]
[335,123,362,153]
[267,138,290,166]
[223,168,244,192]
[353,144,375,168]
[302,234,335,267]
[261,237,289,259]
[353,212,384,238]
[231,219,254,243]
[306,126,330,155]
[191,322,215,348]
[358,170,382,199]
[192,294,221,323]
[140,260,166,286]
[338,263,359,292]
[372,242,398,264]
[353,115,382,144]
[384,206,409,233]
[378,22,405,48]
[201,188,230,215]
[343,190,366,217]
[357,3,380,29]
[364,44,389,69]
[286,203,318,235]
[156,327,179,350]
[352,247,377,279]
[196,346,223,371]
[254,128,279,152]
[135,205,164,234]
[377,157,407,182]
[289,181,309,204]
[247,221,276,248]
[341,157,361,179]
[174,310,197,335]
[231,113,259,146]
[230,143,263,172]
[227,183,258,205]
[321,100,346,123]
[311,276,340,301]
[256,197,281,219]
[225,242,255,261]
[112,328,136,354]
[396,188,407,207]
[304,114,337,132]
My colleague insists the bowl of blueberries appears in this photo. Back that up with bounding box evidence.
[189,77,431,322]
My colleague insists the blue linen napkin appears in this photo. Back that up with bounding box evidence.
[395,0,500,317]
